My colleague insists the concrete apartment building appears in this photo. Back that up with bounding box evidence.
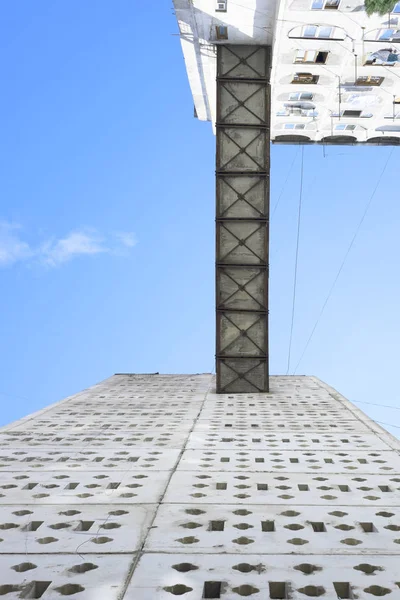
[0,2,398,597]
[174,0,400,144]
[0,374,399,598]
[173,0,400,393]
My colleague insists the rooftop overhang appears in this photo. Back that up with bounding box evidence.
[173,0,280,126]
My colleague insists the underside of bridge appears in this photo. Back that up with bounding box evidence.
[216,45,271,393]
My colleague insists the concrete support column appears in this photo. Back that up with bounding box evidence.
[216,45,271,393]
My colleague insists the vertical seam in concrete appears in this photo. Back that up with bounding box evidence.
[118,375,214,600]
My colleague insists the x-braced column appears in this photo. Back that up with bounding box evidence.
[216,45,271,393]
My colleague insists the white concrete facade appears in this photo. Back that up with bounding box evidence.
[0,374,400,598]
[174,0,400,144]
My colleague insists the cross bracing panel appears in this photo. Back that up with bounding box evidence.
[216,45,271,393]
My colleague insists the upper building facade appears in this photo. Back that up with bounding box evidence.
[174,0,400,144]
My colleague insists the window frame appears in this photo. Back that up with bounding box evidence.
[215,0,227,11]
[355,75,384,86]
[284,123,306,130]
[292,72,320,84]
[342,109,362,118]
[215,25,228,40]
[289,91,314,101]
[335,124,357,131]
[311,0,340,9]
[294,49,328,63]
[301,25,334,38]
[376,28,400,41]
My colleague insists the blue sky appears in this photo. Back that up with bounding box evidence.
[0,2,399,436]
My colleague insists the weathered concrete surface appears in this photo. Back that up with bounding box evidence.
[216,46,271,393]
[0,374,399,598]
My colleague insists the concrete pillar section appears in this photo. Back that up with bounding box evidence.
[216,45,271,393]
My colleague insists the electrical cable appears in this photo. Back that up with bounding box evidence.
[286,146,305,375]
[353,399,400,411]
[293,147,395,374]
[374,420,400,429]
[271,147,300,220]
[0,390,31,402]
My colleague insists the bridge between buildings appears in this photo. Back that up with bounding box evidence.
[216,45,271,393]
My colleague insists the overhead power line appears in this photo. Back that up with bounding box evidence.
[354,399,400,411]
[271,148,299,220]
[293,147,395,374]
[0,390,30,402]
[374,420,400,430]
[286,146,305,375]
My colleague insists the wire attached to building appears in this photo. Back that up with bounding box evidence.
[293,147,395,374]
[353,399,400,411]
[374,419,400,430]
[271,147,300,220]
[286,146,305,375]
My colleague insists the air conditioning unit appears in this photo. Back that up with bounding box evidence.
[216,1,227,11]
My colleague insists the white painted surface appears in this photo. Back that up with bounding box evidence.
[173,0,400,144]
[126,554,400,599]
[0,373,399,598]
[0,554,134,599]
[173,0,279,125]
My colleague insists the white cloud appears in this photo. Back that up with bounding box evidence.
[114,231,137,248]
[41,229,107,267]
[0,221,137,268]
[0,222,32,266]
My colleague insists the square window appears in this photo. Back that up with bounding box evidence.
[379,485,391,492]
[325,0,340,8]
[216,25,228,40]
[319,26,333,37]
[209,521,225,531]
[203,582,223,598]
[292,73,319,84]
[360,522,377,532]
[379,28,394,40]
[304,25,317,37]
[269,582,289,599]
[311,522,326,532]
[343,110,361,117]
[333,583,352,599]
[295,49,307,62]
[298,484,309,491]
[216,0,227,11]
